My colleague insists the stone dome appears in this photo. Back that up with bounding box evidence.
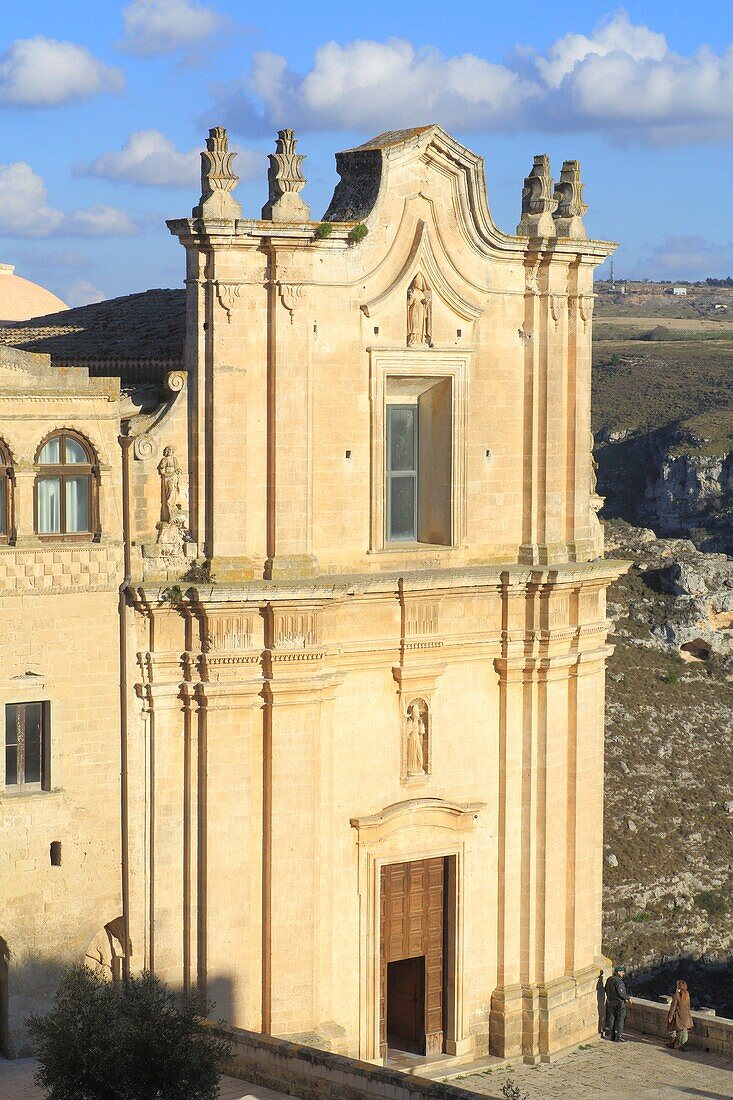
[0,263,68,323]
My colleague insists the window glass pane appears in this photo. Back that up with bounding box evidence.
[0,477,5,534]
[388,408,416,472]
[65,478,90,532]
[23,704,42,784]
[5,706,18,786]
[38,437,61,464]
[389,475,416,540]
[64,438,87,464]
[38,477,61,533]
[5,746,17,785]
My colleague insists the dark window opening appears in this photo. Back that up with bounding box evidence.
[5,702,50,790]
[50,841,62,866]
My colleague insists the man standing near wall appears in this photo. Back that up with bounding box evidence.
[605,967,631,1042]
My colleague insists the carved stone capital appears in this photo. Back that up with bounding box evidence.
[215,281,244,322]
[278,282,305,323]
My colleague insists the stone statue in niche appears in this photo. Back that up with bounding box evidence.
[405,699,428,777]
[407,274,432,347]
[158,446,182,524]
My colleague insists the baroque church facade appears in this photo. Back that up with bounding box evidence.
[1,124,621,1065]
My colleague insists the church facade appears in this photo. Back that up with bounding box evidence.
[1,125,621,1065]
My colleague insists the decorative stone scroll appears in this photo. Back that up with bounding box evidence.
[165,370,186,393]
[278,282,305,324]
[215,281,244,323]
[193,126,241,220]
[407,274,432,347]
[261,129,310,222]
[517,154,557,237]
[553,160,588,239]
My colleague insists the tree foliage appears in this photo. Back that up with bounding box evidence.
[27,966,231,1100]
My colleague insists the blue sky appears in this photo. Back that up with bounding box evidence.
[1,1,732,305]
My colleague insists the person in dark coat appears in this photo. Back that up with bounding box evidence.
[605,965,631,1041]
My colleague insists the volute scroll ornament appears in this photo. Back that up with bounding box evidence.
[278,282,306,324]
[215,281,244,323]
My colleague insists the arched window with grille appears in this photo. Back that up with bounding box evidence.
[35,431,99,539]
[0,441,13,543]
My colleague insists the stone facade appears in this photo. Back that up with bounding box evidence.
[1,124,622,1066]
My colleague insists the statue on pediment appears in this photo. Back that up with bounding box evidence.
[407,274,432,347]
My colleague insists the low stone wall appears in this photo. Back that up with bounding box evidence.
[216,1026,481,1100]
[627,997,733,1057]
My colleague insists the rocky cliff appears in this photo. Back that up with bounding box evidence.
[602,522,733,1012]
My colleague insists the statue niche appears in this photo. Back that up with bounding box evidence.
[404,698,429,779]
[407,274,432,347]
[158,445,183,525]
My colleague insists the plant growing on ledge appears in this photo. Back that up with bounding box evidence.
[160,584,183,606]
[27,966,231,1100]
[314,221,333,239]
[347,223,368,244]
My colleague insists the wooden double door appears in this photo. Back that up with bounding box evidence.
[379,856,449,1057]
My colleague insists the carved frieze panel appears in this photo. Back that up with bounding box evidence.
[405,599,439,640]
[205,611,253,653]
[273,609,318,649]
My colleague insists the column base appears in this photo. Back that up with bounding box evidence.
[491,966,601,1061]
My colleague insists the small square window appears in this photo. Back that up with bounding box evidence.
[4,702,50,790]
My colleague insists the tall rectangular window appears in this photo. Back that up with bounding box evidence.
[4,702,50,790]
[387,405,418,541]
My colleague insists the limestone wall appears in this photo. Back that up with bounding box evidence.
[0,351,124,1055]
[628,997,733,1057]
[218,1024,484,1100]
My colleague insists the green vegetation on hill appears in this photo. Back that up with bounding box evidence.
[592,336,733,452]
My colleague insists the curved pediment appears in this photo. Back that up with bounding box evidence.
[325,124,522,259]
[360,219,483,323]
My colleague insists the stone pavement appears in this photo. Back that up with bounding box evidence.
[455,1034,733,1098]
[0,1058,294,1099]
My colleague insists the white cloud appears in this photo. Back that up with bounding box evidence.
[210,12,733,146]
[121,0,224,57]
[640,236,733,280]
[0,162,138,239]
[76,129,264,187]
[0,37,123,108]
[533,11,667,88]
[63,205,138,237]
[65,279,106,307]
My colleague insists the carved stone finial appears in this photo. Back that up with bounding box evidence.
[517,154,557,237]
[261,129,310,222]
[193,126,242,220]
[553,160,588,239]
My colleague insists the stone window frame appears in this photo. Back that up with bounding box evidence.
[0,439,14,544]
[368,349,469,554]
[33,429,101,542]
[4,700,51,793]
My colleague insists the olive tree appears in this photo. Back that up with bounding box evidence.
[27,966,231,1100]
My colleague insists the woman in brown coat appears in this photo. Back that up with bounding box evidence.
[667,980,693,1050]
